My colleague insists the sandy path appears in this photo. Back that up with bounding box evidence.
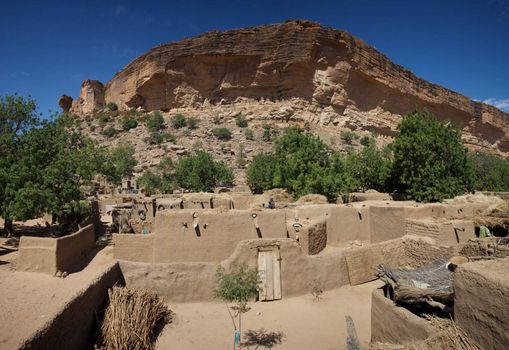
[0,241,115,349]
[156,280,383,350]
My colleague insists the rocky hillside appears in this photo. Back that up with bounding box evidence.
[62,20,509,184]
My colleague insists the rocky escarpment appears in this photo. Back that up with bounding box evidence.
[64,20,509,154]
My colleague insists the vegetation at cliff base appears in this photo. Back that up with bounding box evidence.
[391,110,475,202]
[470,152,509,192]
[137,151,234,194]
[175,151,234,191]
[247,110,484,203]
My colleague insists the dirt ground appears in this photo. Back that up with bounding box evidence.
[156,280,383,350]
[0,238,115,349]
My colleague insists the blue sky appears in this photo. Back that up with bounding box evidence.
[1,0,508,115]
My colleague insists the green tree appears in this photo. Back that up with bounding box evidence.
[214,265,261,350]
[246,154,277,194]
[144,132,164,145]
[147,111,165,131]
[186,117,199,129]
[343,144,392,192]
[470,152,509,191]
[1,112,103,235]
[262,124,273,142]
[103,142,138,185]
[213,127,232,140]
[137,170,162,196]
[272,127,336,200]
[246,127,348,201]
[157,156,177,193]
[122,117,138,131]
[235,145,247,168]
[391,110,475,202]
[102,126,116,137]
[98,113,110,126]
[244,128,254,141]
[340,130,359,145]
[235,115,248,128]
[171,114,186,129]
[0,95,39,234]
[0,94,38,157]
[174,150,234,191]
[106,102,118,111]
[359,135,373,147]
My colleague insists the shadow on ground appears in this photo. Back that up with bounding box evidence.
[242,328,286,349]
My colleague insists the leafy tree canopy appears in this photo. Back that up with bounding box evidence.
[247,127,348,201]
[138,151,234,194]
[174,150,234,192]
[470,152,509,192]
[0,110,106,234]
[391,110,475,202]
[343,144,392,193]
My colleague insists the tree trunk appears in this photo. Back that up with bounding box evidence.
[238,312,242,350]
[4,219,14,237]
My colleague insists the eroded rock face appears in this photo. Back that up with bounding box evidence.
[70,80,105,115]
[57,95,73,112]
[69,20,509,153]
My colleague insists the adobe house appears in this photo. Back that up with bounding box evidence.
[112,198,488,302]
[121,174,138,194]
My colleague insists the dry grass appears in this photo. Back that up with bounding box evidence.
[249,188,294,209]
[295,194,328,205]
[370,316,481,350]
[446,193,507,215]
[98,286,172,350]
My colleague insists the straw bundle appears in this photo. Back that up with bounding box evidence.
[370,316,481,350]
[98,286,171,350]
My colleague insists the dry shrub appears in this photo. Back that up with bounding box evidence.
[182,192,231,201]
[98,286,171,350]
[445,193,507,215]
[295,194,328,205]
[370,316,481,350]
[249,188,294,209]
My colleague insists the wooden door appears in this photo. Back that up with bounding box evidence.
[258,248,281,301]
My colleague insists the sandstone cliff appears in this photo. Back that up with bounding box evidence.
[66,20,509,154]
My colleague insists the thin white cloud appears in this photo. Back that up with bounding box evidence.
[10,71,30,78]
[114,4,128,17]
[483,98,509,112]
